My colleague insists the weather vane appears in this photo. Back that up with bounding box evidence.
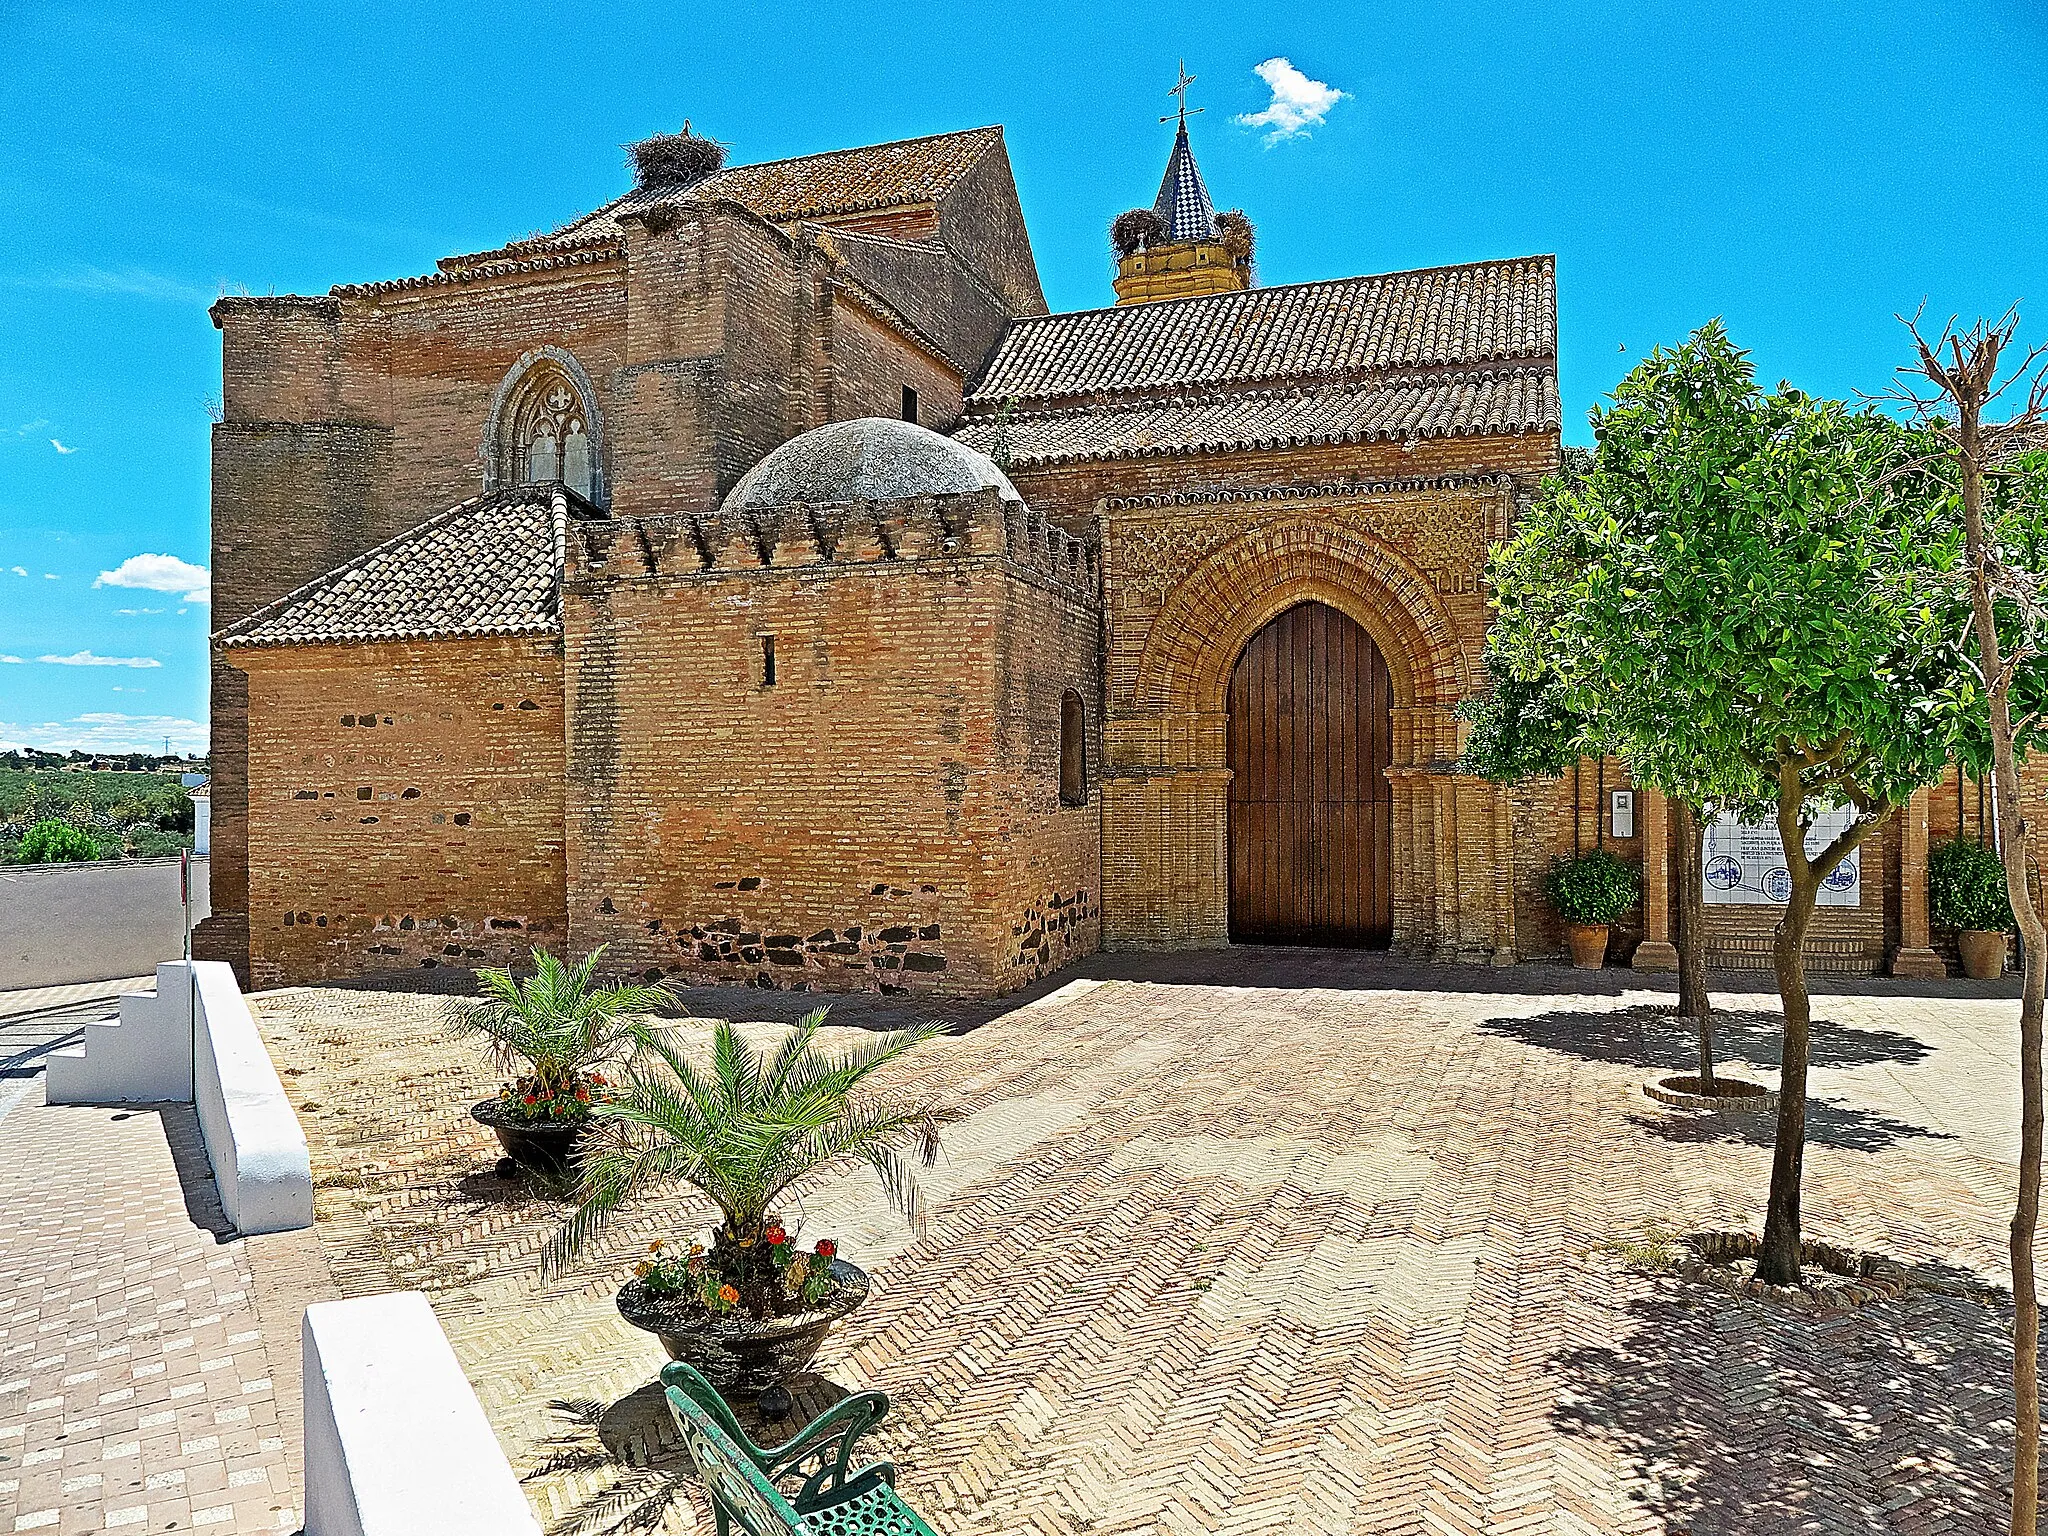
[1162,60,1203,125]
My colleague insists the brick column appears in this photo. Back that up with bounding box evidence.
[1890,785,1946,977]
[1632,788,1679,971]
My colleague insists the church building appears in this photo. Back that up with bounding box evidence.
[199,113,1950,994]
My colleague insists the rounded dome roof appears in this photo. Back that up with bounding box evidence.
[722,417,1023,513]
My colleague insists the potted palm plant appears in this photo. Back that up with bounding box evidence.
[545,1009,950,1410]
[451,947,672,1186]
[1546,848,1642,969]
[1930,836,2014,979]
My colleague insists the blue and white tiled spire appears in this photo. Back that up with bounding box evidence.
[1150,120,1217,244]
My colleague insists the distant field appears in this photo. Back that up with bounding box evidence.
[0,770,197,863]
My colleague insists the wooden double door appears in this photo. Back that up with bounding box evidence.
[1227,601,1393,947]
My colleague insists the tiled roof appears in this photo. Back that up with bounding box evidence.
[544,127,1005,247]
[1152,121,1217,244]
[953,371,1560,467]
[968,257,1556,406]
[219,485,582,649]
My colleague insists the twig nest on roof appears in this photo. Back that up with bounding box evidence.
[1110,207,1169,259]
[1215,209,1256,265]
[629,127,726,190]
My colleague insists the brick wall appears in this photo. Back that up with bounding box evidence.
[827,299,963,431]
[559,488,1100,996]
[232,635,567,988]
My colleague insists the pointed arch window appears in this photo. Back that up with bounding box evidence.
[502,365,596,501]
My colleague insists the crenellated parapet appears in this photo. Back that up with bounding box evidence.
[563,486,1099,604]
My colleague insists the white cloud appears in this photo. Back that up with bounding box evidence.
[9,566,24,577]
[114,607,164,616]
[1235,57,1349,144]
[0,712,205,754]
[42,573,57,580]
[50,439,76,454]
[15,418,48,437]
[96,553,210,604]
[37,651,162,668]
[0,655,21,664]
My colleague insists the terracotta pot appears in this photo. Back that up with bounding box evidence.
[617,1258,870,1398]
[1565,922,1610,970]
[470,1099,588,1187]
[1958,928,2009,980]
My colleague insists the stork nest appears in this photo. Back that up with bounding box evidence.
[629,129,726,190]
[1110,207,1169,258]
[1215,209,1256,264]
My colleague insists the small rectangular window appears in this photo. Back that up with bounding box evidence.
[901,386,918,424]
[760,635,776,688]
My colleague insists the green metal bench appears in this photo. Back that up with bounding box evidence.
[661,1360,939,1536]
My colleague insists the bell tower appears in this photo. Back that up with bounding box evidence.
[1112,63,1253,306]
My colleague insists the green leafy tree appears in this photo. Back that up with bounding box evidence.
[1490,322,1975,1284]
[546,1011,951,1316]
[15,818,103,864]
[450,947,672,1121]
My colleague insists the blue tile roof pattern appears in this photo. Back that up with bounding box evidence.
[1151,121,1217,244]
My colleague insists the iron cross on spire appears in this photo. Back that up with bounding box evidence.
[1162,60,1203,125]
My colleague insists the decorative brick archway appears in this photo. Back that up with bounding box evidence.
[1101,502,1513,960]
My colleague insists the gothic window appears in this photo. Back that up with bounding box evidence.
[502,363,596,501]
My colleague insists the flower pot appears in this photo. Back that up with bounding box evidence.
[1565,922,1610,970]
[616,1258,870,1398]
[470,1099,588,1187]
[1958,928,2009,980]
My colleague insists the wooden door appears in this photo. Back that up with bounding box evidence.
[1227,602,1392,946]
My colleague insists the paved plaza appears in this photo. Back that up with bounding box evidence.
[0,953,2031,1534]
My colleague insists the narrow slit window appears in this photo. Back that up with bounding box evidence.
[760,635,777,688]
[1059,689,1087,807]
[901,385,918,424]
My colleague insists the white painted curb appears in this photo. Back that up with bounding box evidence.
[46,959,312,1234]
[302,1292,540,1536]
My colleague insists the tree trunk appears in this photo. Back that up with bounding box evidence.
[1953,388,2045,1536]
[1674,800,1714,1089]
[1757,808,1818,1286]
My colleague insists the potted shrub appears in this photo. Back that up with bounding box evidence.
[1546,848,1642,969]
[546,1009,950,1410]
[1930,837,2013,979]
[450,947,672,1187]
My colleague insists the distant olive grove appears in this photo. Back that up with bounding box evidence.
[1,770,197,863]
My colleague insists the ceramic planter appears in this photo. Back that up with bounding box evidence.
[1958,928,2009,980]
[616,1258,870,1398]
[1565,921,1610,970]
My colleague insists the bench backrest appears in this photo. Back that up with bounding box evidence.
[665,1383,805,1536]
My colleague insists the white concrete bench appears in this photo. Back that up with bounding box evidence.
[303,1292,540,1536]
[47,959,312,1234]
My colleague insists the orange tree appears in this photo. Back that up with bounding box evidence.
[1488,323,1975,1283]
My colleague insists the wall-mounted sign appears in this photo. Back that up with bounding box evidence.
[1611,790,1634,840]
[1703,806,1861,907]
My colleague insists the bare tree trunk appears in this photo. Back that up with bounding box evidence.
[1952,385,2045,1536]
[1675,799,1714,1089]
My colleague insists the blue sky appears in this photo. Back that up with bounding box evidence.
[2,0,2044,754]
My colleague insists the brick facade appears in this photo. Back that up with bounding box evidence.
[233,635,568,988]
[559,488,1099,996]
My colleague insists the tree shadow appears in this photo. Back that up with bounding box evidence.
[1478,1005,1932,1074]
[1625,1101,1955,1154]
[1553,1275,2018,1534]
[525,1374,858,1535]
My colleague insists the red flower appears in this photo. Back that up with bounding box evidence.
[815,1239,837,1259]
[765,1226,788,1246]
[522,1094,537,1106]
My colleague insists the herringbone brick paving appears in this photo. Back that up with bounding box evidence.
[230,952,2027,1536]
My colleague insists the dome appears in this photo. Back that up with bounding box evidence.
[722,417,1023,513]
